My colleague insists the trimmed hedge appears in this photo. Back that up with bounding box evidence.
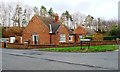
[103,36,120,40]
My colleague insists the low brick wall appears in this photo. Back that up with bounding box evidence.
[6,43,58,49]
[28,44,58,49]
[1,42,4,48]
[90,40,119,46]
[59,42,90,47]
[5,40,120,49]
[59,40,119,47]
[7,43,28,49]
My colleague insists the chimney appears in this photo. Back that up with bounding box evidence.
[54,13,59,23]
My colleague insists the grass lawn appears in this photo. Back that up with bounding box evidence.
[39,45,118,52]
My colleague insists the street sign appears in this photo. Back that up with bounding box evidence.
[80,39,91,41]
[80,39,91,49]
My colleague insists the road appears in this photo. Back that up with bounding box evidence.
[1,48,118,70]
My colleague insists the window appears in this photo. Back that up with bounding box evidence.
[20,36,22,43]
[10,36,15,43]
[69,35,73,41]
[49,24,52,33]
[60,34,66,42]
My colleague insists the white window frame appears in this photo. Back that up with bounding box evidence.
[49,24,52,33]
[69,35,73,41]
[59,34,66,42]
[20,36,22,43]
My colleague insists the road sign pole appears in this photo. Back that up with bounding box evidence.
[80,41,82,49]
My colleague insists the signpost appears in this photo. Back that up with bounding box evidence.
[80,39,91,49]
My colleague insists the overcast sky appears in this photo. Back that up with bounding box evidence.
[0,0,119,20]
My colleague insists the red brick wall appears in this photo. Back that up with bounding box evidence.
[22,15,50,45]
[51,34,59,45]
[59,40,120,47]
[70,35,75,43]
[6,40,120,49]
[57,24,71,43]
[74,26,87,43]
[74,26,87,35]
[15,36,21,44]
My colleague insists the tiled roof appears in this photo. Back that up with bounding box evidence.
[36,15,61,33]
[84,28,95,35]
[2,27,25,38]
[64,25,74,34]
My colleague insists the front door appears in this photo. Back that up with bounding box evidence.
[34,35,37,44]
[32,35,38,45]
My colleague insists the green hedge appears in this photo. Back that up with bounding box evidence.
[84,36,120,40]
[103,36,120,40]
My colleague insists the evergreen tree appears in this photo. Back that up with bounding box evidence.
[48,8,54,16]
[40,5,47,16]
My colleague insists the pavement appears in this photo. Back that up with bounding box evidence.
[1,48,119,70]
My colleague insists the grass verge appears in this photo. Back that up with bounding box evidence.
[39,45,118,52]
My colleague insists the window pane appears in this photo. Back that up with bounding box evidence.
[60,34,66,42]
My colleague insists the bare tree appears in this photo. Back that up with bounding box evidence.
[33,6,39,15]
[0,2,7,27]
[71,12,86,28]
[8,4,13,27]
[12,4,22,27]
[27,8,32,21]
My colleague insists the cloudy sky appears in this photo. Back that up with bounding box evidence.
[0,0,119,20]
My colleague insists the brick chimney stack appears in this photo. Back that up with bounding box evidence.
[54,13,59,23]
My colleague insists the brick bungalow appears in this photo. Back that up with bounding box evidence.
[2,27,24,43]
[22,14,75,45]
[73,26,95,43]
[22,14,94,45]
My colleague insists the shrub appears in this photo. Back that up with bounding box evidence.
[93,33,103,41]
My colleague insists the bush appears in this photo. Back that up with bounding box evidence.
[93,33,103,41]
[109,28,120,37]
